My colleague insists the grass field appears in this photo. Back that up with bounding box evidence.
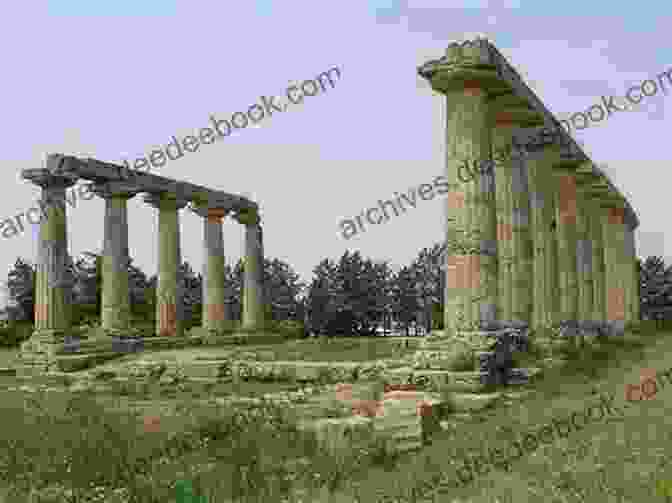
[1,331,672,502]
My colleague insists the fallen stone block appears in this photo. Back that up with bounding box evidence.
[450,392,501,412]
[297,416,374,454]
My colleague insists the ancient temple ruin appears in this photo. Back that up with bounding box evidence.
[420,38,639,347]
[18,154,266,371]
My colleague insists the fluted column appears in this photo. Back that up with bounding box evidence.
[418,40,505,348]
[574,185,594,336]
[553,168,580,337]
[92,182,138,336]
[526,148,558,336]
[492,121,514,328]
[588,201,607,331]
[601,203,627,336]
[624,219,638,325]
[236,209,265,331]
[192,205,230,334]
[145,193,188,337]
[20,160,78,370]
[627,222,640,323]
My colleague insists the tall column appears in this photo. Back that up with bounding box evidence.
[526,148,558,337]
[575,188,595,336]
[192,205,230,335]
[145,193,188,337]
[504,123,533,329]
[553,167,580,338]
[601,203,627,336]
[624,218,638,326]
[92,182,138,336]
[588,201,607,332]
[626,221,640,323]
[492,121,514,328]
[236,208,265,332]
[419,41,502,347]
[20,164,78,370]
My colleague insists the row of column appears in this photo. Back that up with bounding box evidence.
[28,173,266,342]
[438,81,638,340]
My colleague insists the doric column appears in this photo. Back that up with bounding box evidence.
[526,148,558,336]
[574,185,594,336]
[493,117,533,329]
[236,208,265,331]
[601,203,627,336]
[92,182,139,336]
[145,193,188,337]
[624,218,638,325]
[192,205,230,334]
[588,201,607,331]
[492,121,514,328]
[552,167,580,337]
[626,221,640,323]
[20,159,78,369]
[419,43,499,341]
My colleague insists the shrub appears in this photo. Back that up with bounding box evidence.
[276,320,305,339]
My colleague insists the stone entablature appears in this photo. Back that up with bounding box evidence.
[19,154,267,372]
[419,38,640,344]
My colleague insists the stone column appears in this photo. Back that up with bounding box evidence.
[145,193,188,337]
[574,186,595,337]
[526,148,558,338]
[492,121,514,329]
[20,164,78,370]
[507,127,533,329]
[236,208,265,332]
[92,182,138,337]
[192,205,230,335]
[626,221,640,324]
[601,203,627,336]
[588,202,607,332]
[553,167,580,338]
[624,218,638,326]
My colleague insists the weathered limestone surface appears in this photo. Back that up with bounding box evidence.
[553,167,580,337]
[193,206,230,335]
[418,38,639,355]
[526,148,557,335]
[236,209,266,332]
[93,182,139,336]
[19,163,78,372]
[145,193,189,337]
[19,153,265,373]
[602,205,627,336]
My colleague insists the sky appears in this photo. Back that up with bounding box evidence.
[0,0,669,306]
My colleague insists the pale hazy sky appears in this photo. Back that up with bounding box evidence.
[1,0,669,305]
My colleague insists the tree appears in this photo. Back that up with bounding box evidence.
[390,266,421,336]
[639,256,672,320]
[409,243,445,331]
[3,258,36,322]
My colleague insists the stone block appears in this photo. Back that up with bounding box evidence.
[450,392,501,412]
[410,370,489,392]
[297,416,374,454]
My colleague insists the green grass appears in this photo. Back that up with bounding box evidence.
[0,348,18,367]
[4,328,672,502]
[336,330,672,503]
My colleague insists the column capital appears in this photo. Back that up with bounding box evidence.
[143,192,189,210]
[90,181,141,200]
[190,204,231,221]
[22,168,78,190]
[234,208,261,226]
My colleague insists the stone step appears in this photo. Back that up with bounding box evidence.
[383,368,490,393]
[449,392,502,412]
[55,352,123,372]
